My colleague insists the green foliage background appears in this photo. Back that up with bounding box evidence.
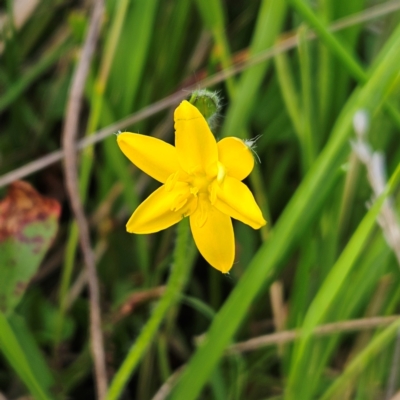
[1,0,400,399]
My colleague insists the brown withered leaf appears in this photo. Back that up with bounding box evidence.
[0,181,61,315]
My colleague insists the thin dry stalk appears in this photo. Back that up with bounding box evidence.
[61,0,107,398]
[227,315,399,354]
[390,390,400,400]
[270,281,287,332]
[2,1,400,189]
[388,329,400,400]
[269,281,287,355]
[65,240,108,311]
[113,286,166,323]
[151,366,185,400]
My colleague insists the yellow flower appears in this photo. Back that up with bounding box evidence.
[117,100,266,273]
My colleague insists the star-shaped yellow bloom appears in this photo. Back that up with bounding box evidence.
[117,100,266,273]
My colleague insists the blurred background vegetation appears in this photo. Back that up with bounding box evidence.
[1,0,400,399]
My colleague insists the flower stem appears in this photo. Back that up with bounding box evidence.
[106,218,194,400]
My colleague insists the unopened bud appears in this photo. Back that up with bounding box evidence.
[189,89,222,129]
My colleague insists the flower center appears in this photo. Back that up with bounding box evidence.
[188,162,226,203]
[165,162,227,227]
[189,173,212,196]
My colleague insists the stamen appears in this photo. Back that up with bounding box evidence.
[165,171,180,192]
[171,194,188,211]
[190,187,199,196]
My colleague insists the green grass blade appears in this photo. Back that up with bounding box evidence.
[9,314,56,394]
[321,319,400,399]
[274,49,302,139]
[290,0,364,81]
[288,0,400,131]
[0,39,71,113]
[195,0,236,97]
[111,0,160,117]
[221,0,287,139]
[298,25,317,171]
[0,313,53,400]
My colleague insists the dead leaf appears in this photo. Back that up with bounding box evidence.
[0,181,61,315]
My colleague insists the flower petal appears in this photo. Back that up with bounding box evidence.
[190,203,234,273]
[127,183,196,234]
[214,177,266,229]
[117,133,180,183]
[174,101,218,175]
[217,137,254,181]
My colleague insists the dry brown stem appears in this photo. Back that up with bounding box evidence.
[2,1,400,189]
[227,315,399,354]
[113,286,166,323]
[61,0,107,398]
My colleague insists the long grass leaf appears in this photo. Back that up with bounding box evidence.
[0,313,53,400]
[221,0,287,139]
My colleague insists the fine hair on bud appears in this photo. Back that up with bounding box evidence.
[189,89,223,130]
